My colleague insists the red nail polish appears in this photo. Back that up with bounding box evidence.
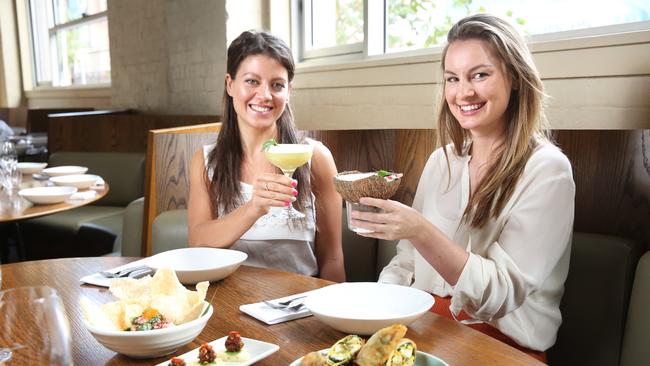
[292,189,298,196]
[284,201,290,207]
[291,180,297,187]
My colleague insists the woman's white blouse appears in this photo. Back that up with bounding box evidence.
[203,144,318,276]
[379,143,575,351]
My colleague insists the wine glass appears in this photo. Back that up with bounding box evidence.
[0,286,73,365]
[263,143,314,219]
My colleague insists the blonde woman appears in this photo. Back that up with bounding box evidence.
[350,14,574,361]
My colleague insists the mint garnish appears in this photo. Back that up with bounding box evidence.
[261,139,278,152]
[377,170,391,177]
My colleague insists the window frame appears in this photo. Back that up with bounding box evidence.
[26,0,110,89]
[297,0,650,64]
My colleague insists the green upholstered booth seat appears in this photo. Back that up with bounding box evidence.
[620,251,650,366]
[151,210,189,255]
[20,152,145,258]
[548,233,643,366]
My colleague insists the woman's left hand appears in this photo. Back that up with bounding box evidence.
[349,197,424,241]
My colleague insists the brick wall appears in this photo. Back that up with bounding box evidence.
[108,0,227,115]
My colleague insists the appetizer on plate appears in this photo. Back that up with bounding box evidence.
[299,324,416,366]
[218,331,250,362]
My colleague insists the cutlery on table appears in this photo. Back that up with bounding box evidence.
[262,301,306,312]
[99,265,153,279]
[262,295,307,311]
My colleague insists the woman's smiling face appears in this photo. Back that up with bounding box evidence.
[226,54,290,131]
[443,39,513,137]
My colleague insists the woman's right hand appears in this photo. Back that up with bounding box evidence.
[247,173,298,216]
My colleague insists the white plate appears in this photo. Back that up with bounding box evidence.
[155,336,279,366]
[50,174,100,189]
[289,350,449,366]
[42,165,88,176]
[16,162,47,174]
[305,282,434,335]
[18,186,78,204]
[147,248,248,284]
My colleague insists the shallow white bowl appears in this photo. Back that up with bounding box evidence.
[50,174,100,189]
[42,165,88,176]
[305,282,434,335]
[147,247,248,284]
[16,162,48,174]
[84,302,213,359]
[18,186,78,204]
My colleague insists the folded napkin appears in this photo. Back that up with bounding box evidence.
[69,190,97,200]
[90,177,105,190]
[79,258,151,287]
[239,290,321,325]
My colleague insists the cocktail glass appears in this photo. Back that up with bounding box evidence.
[264,143,314,219]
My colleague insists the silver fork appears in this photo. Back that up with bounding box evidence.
[99,265,152,279]
[262,300,306,312]
[263,295,307,310]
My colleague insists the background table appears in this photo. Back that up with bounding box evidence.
[0,257,544,365]
[0,180,109,223]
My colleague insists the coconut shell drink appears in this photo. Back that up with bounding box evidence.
[334,170,404,234]
[333,170,403,204]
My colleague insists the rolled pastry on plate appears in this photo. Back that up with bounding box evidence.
[354,324,407,366]
[299,351,328,366]
[327,335,365,365]
[385,338,417,366]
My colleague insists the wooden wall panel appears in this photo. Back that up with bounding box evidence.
[555,130,650,250]
[48,113,219,153]
[309,129,650,250]
[306,129,436,206]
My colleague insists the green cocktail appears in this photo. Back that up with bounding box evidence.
[263,143,313,219]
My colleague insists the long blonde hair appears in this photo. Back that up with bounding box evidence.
[437,13,551,228]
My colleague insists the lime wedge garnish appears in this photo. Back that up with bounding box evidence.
[377,170,391,177]
[261,139,278,152]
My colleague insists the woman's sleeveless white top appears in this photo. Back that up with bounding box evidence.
[203,144,318,276]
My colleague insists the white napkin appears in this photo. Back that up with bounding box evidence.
[239,290,320,325]
[79,258,151,287]
[90,176,105,190]
[69,190,97,200]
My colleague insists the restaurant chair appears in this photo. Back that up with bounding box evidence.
[619,250,650,366]
[20,151,145,258]
[548,232,643,366]
[141,123,222,256]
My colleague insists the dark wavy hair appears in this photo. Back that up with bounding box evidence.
[207,31,310,216]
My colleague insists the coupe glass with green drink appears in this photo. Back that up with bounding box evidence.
[262,139,314,220]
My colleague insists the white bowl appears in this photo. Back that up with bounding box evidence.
[147,248,248,284]
[84,302,213,359]
[305,282,434,335]
[16,162,48,174]
[42,165,88,176]
[18,186,78,204]
[50,174,100,189]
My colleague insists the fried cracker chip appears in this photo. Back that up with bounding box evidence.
[82,268,210,331]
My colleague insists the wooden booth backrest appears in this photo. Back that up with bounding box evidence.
[48,111,219,153]
[307,129,650,251]
[142,123,222,256]
[27,108,94,133]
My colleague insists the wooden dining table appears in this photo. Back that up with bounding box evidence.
[0,177,109,223]
[0,257,545,365]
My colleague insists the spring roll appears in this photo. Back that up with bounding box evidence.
[299,351,328,366]
[385,338,417,366]
[354,324,407,366]
[327,335,365,365]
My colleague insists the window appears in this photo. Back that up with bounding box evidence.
[301,0,364,59]
[300,0,650,59]
[28,0,110,87]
